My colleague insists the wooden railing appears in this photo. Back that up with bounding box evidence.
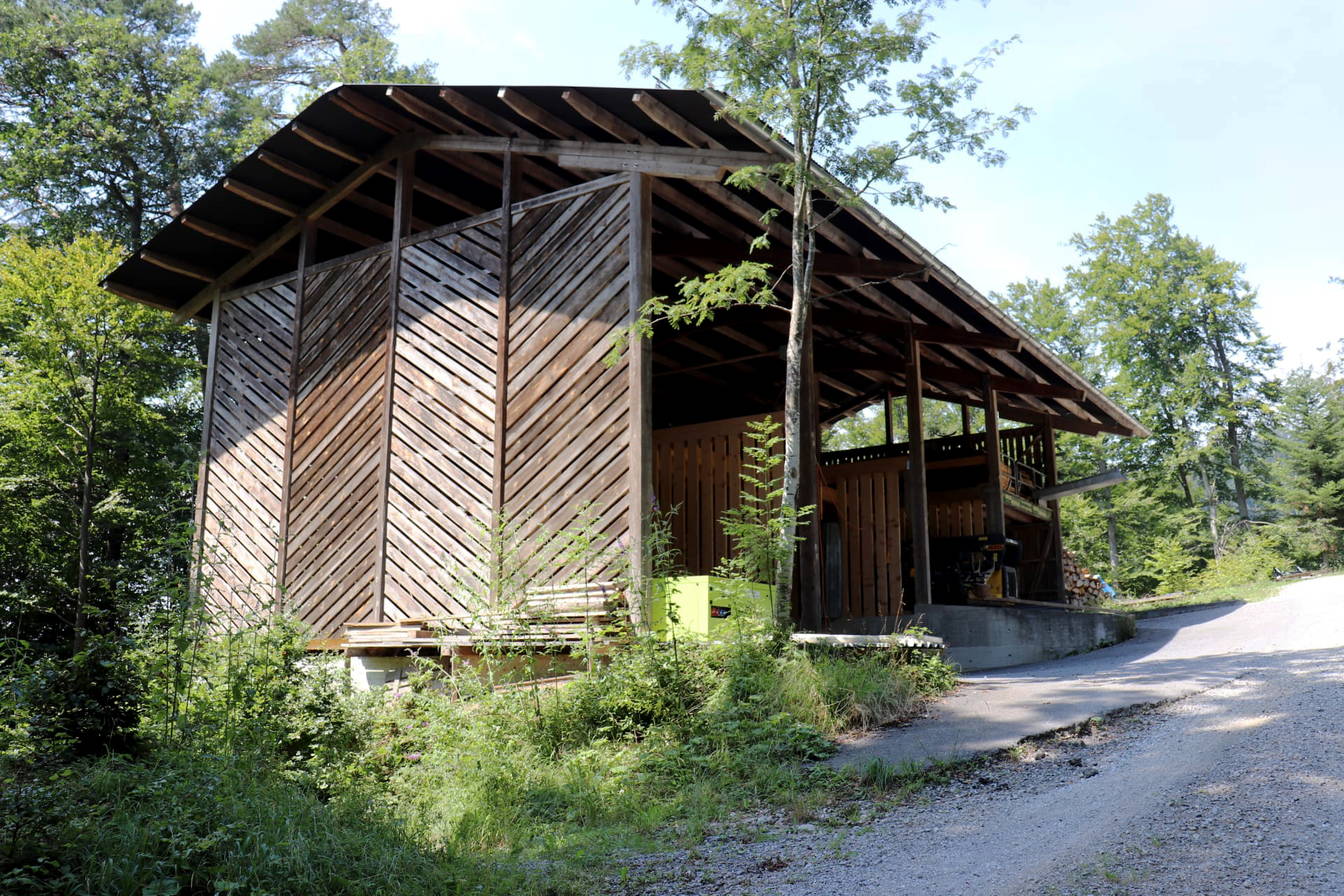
[821,426,1049,496]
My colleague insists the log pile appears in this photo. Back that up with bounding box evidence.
[1063,549,1108,605]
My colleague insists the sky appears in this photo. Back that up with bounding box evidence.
[191,0,1343,373]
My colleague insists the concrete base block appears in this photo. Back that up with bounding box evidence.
[348,654,416,691]
[833,605,1137,672]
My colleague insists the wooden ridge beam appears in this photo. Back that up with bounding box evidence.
[655,236,926,279]
[140,250,214,282]
[405,134,771,177]
[172,131,432,323]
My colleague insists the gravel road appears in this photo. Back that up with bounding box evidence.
[631,576,1344,895]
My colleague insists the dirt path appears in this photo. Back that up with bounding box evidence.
[632,577,1344,895]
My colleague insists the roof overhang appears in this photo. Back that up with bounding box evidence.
[103,83,1148,440]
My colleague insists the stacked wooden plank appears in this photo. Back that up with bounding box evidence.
[1063,549,1107,605]
[342,581,622,650]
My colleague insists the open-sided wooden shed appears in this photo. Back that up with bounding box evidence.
[103,85,1146,645]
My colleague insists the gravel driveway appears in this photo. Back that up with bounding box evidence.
[632,575,1344,895]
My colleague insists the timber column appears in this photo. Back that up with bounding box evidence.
[982,375,1006,535]
[626,172,653,628]
[905,327,932,606]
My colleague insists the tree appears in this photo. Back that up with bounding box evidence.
[0,235,198,752]
[624,0,1028,617]
[219,0,435,132]
[0,0,244,246]
[1272,362,1344,544]
[1069,195,1279,530]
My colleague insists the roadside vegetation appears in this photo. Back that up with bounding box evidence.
[2,609,956,894]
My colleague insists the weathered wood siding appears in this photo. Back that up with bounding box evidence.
[503,180,634,583]
[199,279,295,623]
[387,220,501,620]
[825,458,904,617]
[652,414,772,578]
[285,251,392,635]
[653,414,904,620]
[198,177,642,638]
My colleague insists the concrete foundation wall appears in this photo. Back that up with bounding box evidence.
[836,604,1137,672]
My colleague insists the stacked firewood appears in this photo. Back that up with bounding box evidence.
[1063,549,1108,605]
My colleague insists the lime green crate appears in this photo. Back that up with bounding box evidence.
[649,576,773,640]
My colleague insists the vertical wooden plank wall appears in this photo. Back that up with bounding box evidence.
[652,414,774,576]
[825,458,904,618]
[503,179,635,583]
[198,278,297,624]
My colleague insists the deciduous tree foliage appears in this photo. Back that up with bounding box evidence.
[625,0,1028,615]
[0,235,198,752]
[998,195,1284,592]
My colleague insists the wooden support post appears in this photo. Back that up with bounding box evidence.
[961,402,972,436]
[884,390,894,445]
[492,150,516,523]
[906,329,932,607]
[626,172,653,629]
[798,308,823,630]
[188,293,223,603]
[275,222,315,606]
[372,152,414,621]
[1043,426,1067,602]
[983,376,1006,536]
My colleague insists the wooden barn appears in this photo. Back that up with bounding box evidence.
[102,85,1146,648]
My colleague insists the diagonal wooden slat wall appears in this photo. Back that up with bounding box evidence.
[285,251,391,636]
[200,280,296,623]
[384,221,501,620]
[504,181,634,582]
[197,176,646,639]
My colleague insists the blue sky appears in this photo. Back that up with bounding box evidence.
[192,0,1343,372]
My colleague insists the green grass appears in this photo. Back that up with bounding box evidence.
[2,630,958,895]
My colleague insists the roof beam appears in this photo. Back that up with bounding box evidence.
[172,131,432,323]
[563,89,652,145]
[498,87,585,139]
[655,236,926,279]
[439,88,528,137]
[415,134,773,177]
[817,309,1022,352]
[140,250,214,282]
[256,150,435,231]
[814,348,1085,401]
[222,178,299,216]
[180,215,258,251]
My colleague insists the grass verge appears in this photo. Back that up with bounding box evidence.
[2,630,957,895]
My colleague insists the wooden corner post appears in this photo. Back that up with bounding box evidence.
[982,375,1006,536]
[1043,425,1067,601]
[372,151,414,621]
[627,172,653,629]
[188,293,223,603]
[905,328,932,606]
